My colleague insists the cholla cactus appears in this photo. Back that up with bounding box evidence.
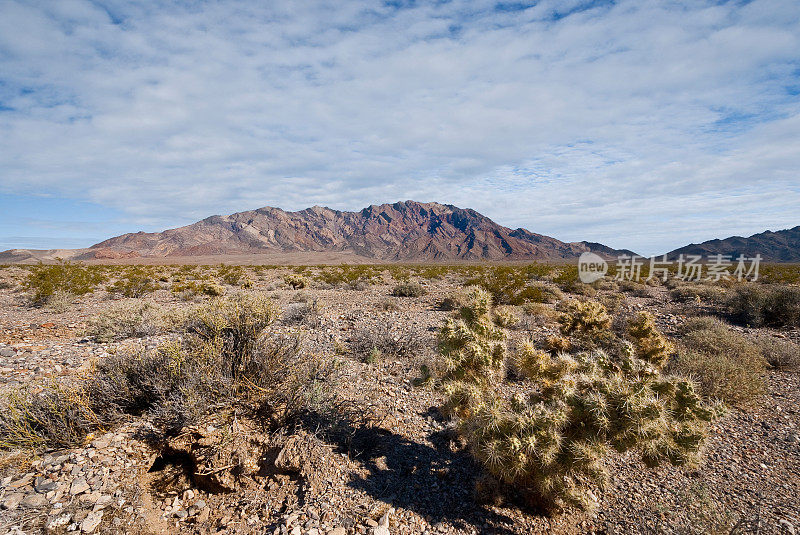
[544,335,572,355]
[627,312,674,368]
[458,343,717,511]
[438,287,506,386]
[558,300,612,336]
[493,305,521,328]
[284,273,307,290]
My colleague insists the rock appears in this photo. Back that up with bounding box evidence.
[373,508,393,535]
[80,510,103,533]
[70,478,90,495]
[35,478,59,494]
[328,530,346,535]
[21,493,49,508]
[45,513,72,531]
[1,493,24,510]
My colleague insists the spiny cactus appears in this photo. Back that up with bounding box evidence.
[544,335,571,355]
[457,343,717,511]
[558,300,612,336]
[493,305,521,328]
[284,273,307,290]
[627,312,674,368]
[438,287,506,385]
[437,294,717,513]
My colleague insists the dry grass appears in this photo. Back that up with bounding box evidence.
[0,292,340,450]
[673,317,767,406]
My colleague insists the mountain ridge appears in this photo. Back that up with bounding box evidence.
[665,225,800,262]
[85,200,633,261]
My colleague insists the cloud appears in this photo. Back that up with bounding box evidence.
[0,0,798,254]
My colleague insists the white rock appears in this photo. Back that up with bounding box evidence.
[80,510,103,533]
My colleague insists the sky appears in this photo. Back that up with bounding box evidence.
[0,0,798,256]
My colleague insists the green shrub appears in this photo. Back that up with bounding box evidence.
[25,261,104,305]
[107,268,158,297]
[466,267,561,305]
[391,281,427,297]
[673,317,766,405]
[726,284,800,327]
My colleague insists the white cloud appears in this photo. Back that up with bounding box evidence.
[0,0,799,254]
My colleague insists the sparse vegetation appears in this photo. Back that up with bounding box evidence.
[107,267,159,297]
[0,292,338,450]
[87,301,189,342]
[437,289,717,512]
[726,284,800,328]
[673,317,767,406]
[391,281,427,297]
[25,261,104,305]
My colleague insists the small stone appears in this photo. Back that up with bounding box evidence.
[328,529,346,535]
[80,510,103,533]
[45,513,72,531]
[70,478,90,496]
[1,493,24,510]
[21,493,49,508]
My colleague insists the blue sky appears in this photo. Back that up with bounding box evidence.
[0,0,799,256]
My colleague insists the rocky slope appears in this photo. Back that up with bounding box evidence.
[86,201,631,261]
[667,225,800,262]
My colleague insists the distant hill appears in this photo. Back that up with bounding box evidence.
[666,225,800,262]
[81,200,632,262]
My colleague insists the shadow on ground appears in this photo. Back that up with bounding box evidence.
[319,406,520,534]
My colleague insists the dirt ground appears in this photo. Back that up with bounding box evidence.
[0,265,798,535]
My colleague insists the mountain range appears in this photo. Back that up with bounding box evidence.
[0,201,797,264]
[666,225,800,263]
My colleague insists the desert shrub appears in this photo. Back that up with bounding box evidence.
[87,301,188,343]
[669,283,727,306]
[315,265,381,288]
[45,289,75,313]
[552,266,597,297]
[107,268,158,298]
[172,280,225,298]
[283,299,321,327]
[440,290,471,311]
[466,267,561,305]
[1,292,339,450]
[350,323,424,364]
[284,273,308,290]
[380,298,400,311]
[217,265,247,286]
[726,284,800,328]
[493,305,521,328]
[673,317,766,405]
[391,281,426,297]
[756,335,800,371]
[0,385,104,450]
[25,261,104,305]
[438,292,716,512]
[626,312,674,367]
